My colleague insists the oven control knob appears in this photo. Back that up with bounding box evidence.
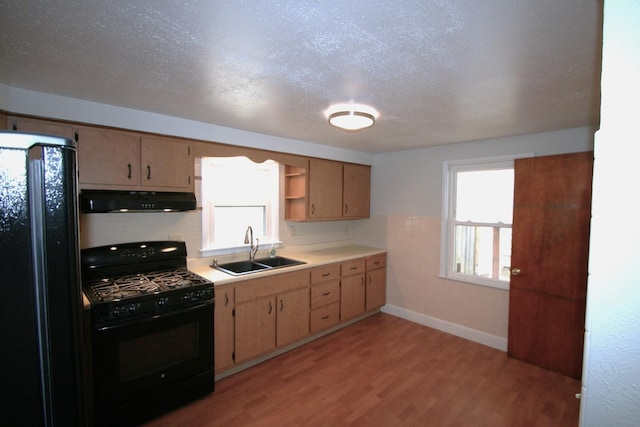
[194,290,202,299]
[110,307,121,318]
[156,298,168,308]
[182,292,192,302]
[127,304,138,314]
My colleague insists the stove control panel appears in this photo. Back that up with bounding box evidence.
[90,286,214,326]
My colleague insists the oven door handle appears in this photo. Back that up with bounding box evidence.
[95,301,213,332]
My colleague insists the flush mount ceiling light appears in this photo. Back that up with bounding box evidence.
[326,103,378,131]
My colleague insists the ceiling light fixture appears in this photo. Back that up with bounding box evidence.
[326,103,378,132]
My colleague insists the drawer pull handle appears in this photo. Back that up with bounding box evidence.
[321,315,330,320]
[322,292,331,296]
[374,261,380,265]
[321,272,330,277]
[350,266,357,270]
[268,302,272,314]
[280,299,284,311]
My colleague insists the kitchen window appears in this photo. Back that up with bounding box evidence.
[200,157,279,256]
[441,155,528,289]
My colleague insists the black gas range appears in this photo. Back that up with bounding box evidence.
[81,241,214,427]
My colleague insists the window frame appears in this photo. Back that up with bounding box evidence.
[199,157,280,257]
[440,153,532,290]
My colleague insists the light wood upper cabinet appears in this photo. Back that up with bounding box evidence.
[343,163,371,218]
[308,158,343,219]
[76,127,193,191]
[77,126,140,187]
[9,116,76,139]
[140,136,192,190]
[285,159,371,221]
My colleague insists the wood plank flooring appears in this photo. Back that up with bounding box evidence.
[144,313,581,427]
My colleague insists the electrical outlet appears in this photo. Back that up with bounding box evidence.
[169,233,184,241]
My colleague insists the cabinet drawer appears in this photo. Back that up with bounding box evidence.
[235,270,310,304]
[310,302,340,334]
[311,280,340,309]
[341,259,365,277]
[366,253,386,270]
[311,263,340,284]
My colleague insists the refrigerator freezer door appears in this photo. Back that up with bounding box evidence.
[0,132,85,426]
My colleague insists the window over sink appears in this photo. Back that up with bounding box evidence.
[200,156,280,257]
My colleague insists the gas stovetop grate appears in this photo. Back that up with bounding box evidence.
[85,267,211,303]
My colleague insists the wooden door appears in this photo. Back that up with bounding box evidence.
[508,151,593,379]
[340,274,365,321]
[343,163,371,218]
[308,159,343,219]
[214,286,235,373]
[234,296,276,363]
[276,288,310,347]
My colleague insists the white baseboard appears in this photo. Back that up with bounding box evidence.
[381,304,508,352]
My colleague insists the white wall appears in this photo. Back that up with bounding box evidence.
[371,127,594,349]
[580,1,640,425]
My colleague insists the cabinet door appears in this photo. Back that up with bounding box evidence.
[366,267,386,311]
[214,286,235,373]
[10,117,76,139]
[343,164,370,218]
[340,274,365,321]
[141,136,192,190]
[308,159,342,219]
[235,296,276,363]
[277,287,310,347]
[77,126,140,187]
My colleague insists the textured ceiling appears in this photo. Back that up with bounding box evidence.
[0,1,602,153]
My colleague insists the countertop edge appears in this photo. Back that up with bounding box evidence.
[188,245,386,286]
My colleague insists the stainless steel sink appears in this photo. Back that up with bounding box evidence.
[214,256,306,276]
[254,256,306,268]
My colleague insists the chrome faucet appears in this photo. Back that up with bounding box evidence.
[244,225,259,261]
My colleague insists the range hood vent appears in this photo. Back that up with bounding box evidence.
[80,190,197,213]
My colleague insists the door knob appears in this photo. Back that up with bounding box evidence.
[511,268,521,276]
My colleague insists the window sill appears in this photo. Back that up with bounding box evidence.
[439,273,510,291]
[201,240,282,258]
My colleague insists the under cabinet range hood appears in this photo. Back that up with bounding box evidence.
[80,190,197,213]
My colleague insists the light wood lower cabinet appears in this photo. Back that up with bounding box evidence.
[366,253,387,311]
[234,270,310,364]
[214,285,235,373]
[214,252,386,376]
[340,259,366,321]
[310,264,341,334]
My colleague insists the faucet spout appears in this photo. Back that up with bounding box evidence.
[244,226,259,260]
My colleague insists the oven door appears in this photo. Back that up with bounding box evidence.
[91,302,214,412]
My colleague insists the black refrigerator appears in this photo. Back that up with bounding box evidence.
[0,131,86,426]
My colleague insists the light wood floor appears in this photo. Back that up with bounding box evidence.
[144,313,581,427]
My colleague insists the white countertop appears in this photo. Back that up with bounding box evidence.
[188,244,386,286]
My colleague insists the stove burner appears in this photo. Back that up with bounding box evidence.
[86,267,209,303]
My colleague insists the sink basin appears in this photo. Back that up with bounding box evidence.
[254,256,306,268]
[214,260,270,276]
[214,256,306,276]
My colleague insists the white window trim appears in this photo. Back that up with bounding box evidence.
[199,157,281,258]
[440,153,533,290]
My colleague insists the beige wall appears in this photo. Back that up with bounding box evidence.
[371,127,595,350]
